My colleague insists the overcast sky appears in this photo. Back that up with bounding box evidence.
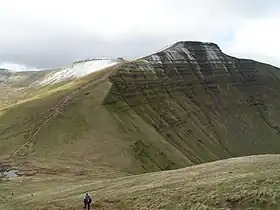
[0,0,280,70]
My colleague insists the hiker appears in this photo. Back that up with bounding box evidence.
[84,193,92,210]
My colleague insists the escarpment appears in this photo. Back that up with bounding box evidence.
[2,41,280,176]
[104,41,280,165]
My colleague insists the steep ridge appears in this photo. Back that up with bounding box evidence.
[1,63,186,177]
[36,58,121,86]
[1,41,280,178]
[104,41,280,165]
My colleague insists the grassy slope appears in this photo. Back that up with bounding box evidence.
[0,63,189,178]
[0,66,86,110]
[2,45,280,209]
[1,154,280,209]
[104,58,280,166]
[2,53,280,176]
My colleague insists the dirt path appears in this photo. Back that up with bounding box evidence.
[12,67,115,161]
[12,95,72,158]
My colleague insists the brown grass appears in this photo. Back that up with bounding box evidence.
[1,154,280,209]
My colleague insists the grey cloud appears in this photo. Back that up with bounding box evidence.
[0,0,279,69]
[0,31,170,69]
[216,0,279,17]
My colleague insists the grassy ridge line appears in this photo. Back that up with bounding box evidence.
[0,60,126,110]
[12,66,115,160]
[2,61,168,177]
[0,80,70,110]
[1,154,280,209]
[0,64,121,162]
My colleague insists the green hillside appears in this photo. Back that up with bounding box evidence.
[1,41,280,177]
[1,41,280,209]
[104,41,280,166]
[2,154,280,209]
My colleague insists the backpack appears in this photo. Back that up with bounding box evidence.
[84,195,92,203]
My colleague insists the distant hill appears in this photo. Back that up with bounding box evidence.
[0,58,122,109]
[0,58,121,88]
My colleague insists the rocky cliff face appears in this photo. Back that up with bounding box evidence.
[104,41,280,165]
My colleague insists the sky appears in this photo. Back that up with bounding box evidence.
[0,0,280,70]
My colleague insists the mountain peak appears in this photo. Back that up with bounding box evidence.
[173,40,219,46]
[168,40,222,53]
[144,40,223,64]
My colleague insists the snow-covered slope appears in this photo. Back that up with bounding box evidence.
[37,59,120,86]
[0,58,122,88]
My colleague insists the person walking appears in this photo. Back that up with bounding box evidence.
[83,193,92,210]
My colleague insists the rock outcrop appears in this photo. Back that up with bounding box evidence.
[104,41,280,165]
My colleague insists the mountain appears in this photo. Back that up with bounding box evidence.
[0,58,122,88]
[0,58,123,109]
[1,41,280,172]
[104,41,280,165]
[1,41,280,209]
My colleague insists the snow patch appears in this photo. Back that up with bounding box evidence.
[203,45,220,61]
[150,55,162,64]
[181,48,196,61]
[38,59,119,86]
[174,43,196,61]
[203,45,230,73]
[163,49,186,62]
[174,43,204,79]
[147,42,206,79]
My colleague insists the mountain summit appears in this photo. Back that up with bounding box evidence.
[1,40,280,173]
[2,40,280,209]
[104,40,280,165]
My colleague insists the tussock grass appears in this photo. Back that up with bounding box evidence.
[1,155,280,209]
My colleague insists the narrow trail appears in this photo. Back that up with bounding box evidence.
[11,68,115,162]
[12,95,72,158]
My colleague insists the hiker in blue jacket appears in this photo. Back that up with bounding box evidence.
[84,193,92,210]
